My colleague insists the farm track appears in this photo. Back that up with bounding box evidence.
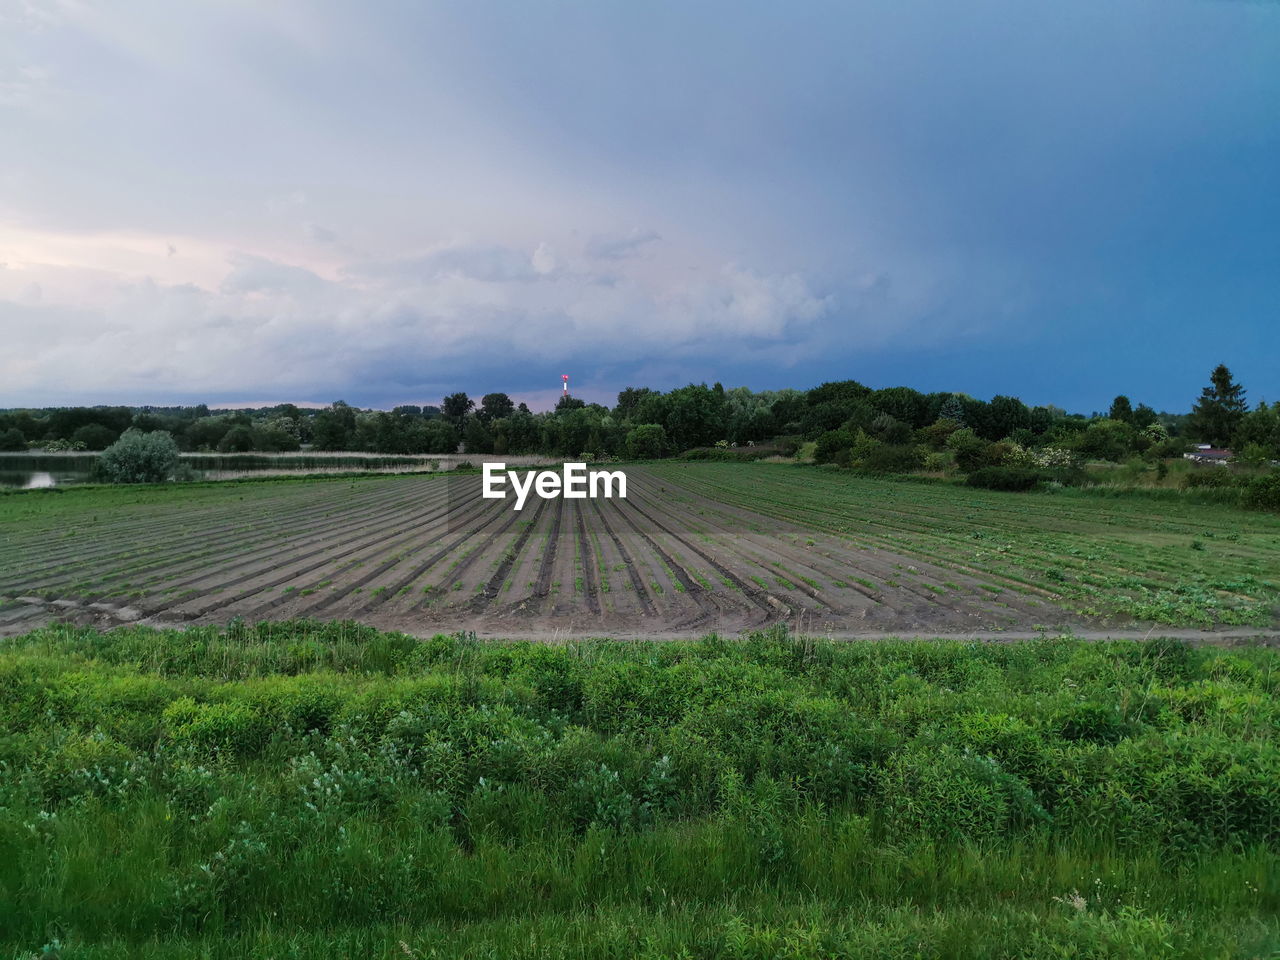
[4,464,1278,637]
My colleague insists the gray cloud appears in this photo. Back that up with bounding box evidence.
[0,0,1275,410]
[306,223,336,244]
[585,229,661,261]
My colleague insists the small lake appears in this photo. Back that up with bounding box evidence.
[0,470,84,489]
[0,455,99,489]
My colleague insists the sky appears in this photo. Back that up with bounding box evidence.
[0,0,1277,414]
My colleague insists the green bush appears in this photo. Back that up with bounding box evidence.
[1182,469,1237,489]
[625,423,669,459]
[965,466,1046,491]
[93,429,181,483]
[69,423,119,450]
[1242,471,1280,512]
[1,623,1277,955]
[814,429,855,465]
[857,443,925,474]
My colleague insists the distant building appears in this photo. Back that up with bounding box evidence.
[1184,445,1233,465]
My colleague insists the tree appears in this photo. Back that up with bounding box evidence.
[985,395,1032,441]
[555,395,586,412]
[615,387,656,420]
[463,417,494,454]
[71,423,118,450]
[217,425,256,452]
[663,383,726,449]
[1072,419,1139,462]
[625,424,669,459]
[0,427,26,451]
[1233,401,1280,458]
[869,413,912,445]
[868,386,930,428]
[423,419,460,454]
[442,392,475,425]
[1189,364,1247,447]
[814,429,856,464]
[1108,396,1134,425]
[478,393,515,423]
[184,417,233,451]
[1131,403,1158,430]
[95,430,180,483]
[807,380,871,407]
[938,394,967,426]
[253,425,301,452]
[312,402,357,451]
[946,428,989,472]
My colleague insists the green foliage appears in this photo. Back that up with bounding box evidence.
[814,428,855,464]
[477,392,515,423]
[441,391,474,425]
[1181,469,1237,490]
[857,442,925,474]
[0,426,26,451]
[463,416,494,454]
[0,625,1276,956]
[92,429,180,484]
[1242,471,1280,512]
[1189,363,1247,447]
[1071,418,1142,462]
[965,466,1047,491]
[625,423,669,459]
[216,424,256,452]
[69,423,118,450]
[946,427,989,472]
[1237,442,1273,467]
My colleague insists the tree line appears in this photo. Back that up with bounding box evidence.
[1,364,1275,465]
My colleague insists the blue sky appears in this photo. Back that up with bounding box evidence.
[1,0,1276,414]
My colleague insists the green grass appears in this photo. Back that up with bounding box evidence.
[0,620,1276,958]
[646,462,1280,627]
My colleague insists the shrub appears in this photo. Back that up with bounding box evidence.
[772,435,803,457]
[966,466,1046,491]
[678,445,787,462]
[946,428,988,472]
[1181,469,1236,490]
[858,443,925,474]
[1235,442,1273,467]
[43,438,88,452]
[625,424,669,459]
[814,429,855,465]
[93,429,181,484]
[917,418,962,450]
[922,451,950,473]
[217,425,256,453]
[70,423,119,450]
[1242,472,1280,512]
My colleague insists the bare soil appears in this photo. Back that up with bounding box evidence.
[3,468,1276,641]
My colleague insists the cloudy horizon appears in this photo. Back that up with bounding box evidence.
[2,0,1277,414]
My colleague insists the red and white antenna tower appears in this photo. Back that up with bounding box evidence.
[561,374,569,398]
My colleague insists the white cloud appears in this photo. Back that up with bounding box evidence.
[0,233,843,404]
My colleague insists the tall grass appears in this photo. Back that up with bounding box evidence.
[1,622,1276,958]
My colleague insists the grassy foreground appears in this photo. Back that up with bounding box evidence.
[0,622,1277,958]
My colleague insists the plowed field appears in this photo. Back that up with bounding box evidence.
[3,463,1278,636]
